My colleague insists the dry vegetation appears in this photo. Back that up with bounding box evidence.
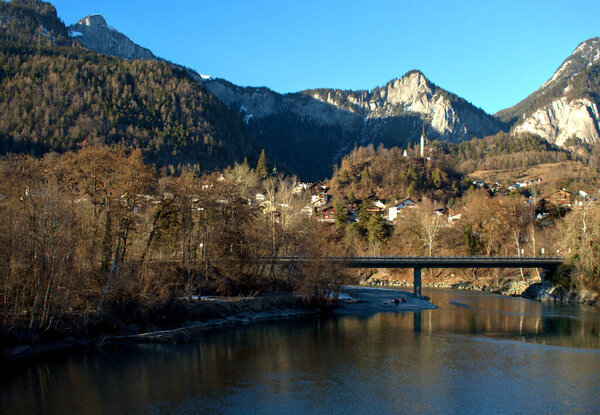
[468,161,592,186]
[0,147,349,348]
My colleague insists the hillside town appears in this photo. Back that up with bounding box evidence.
[252,177,594,228]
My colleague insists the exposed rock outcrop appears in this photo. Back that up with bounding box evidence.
[69,14,155,60]
[203,71,502,179]
[305,71,501,141]
[497,38,600,146]
[523,282,598,306]
[513,97,600,145]
[204,80,356,126]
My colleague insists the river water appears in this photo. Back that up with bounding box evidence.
[2,287,600,414]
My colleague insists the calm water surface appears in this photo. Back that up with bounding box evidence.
[2,287,600,414]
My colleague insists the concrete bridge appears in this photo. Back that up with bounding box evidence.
[273,256,564,297]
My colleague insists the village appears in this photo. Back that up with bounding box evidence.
[246,128,597,232]
[250,176,594,228]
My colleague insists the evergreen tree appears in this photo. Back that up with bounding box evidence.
[334,200,348,227]
[256,149,268,179]
[347,190,357,204]
[464,223,481,255]
[360,166,371,187]
[367,216,389,245]
[432,167,443,188]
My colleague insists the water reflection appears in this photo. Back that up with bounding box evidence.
[1,288,600,415]
[414,311,422,333]
[419,288,600,348]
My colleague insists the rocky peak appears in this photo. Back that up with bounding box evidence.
[69,14,155,61]
[540,37,600,91]
[498,37,600,147]
[497,37,600,125]
[372,70,436,109]
[76,14,108,27]
[386,70,432,93]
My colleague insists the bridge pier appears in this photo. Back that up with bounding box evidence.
[414,268,421,298]
[540,267,557,284]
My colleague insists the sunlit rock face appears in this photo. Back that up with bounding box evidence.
[360,71,500,140]
[204,70,501,142]
[514,97,600,146]
[498,37,600,145]
[69,15,155,60]
[203,70,502,179]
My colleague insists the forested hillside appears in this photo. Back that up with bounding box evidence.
[328,133,582,202]
[438,132,572,172]
[329,145,463,203]
[0,0,256,171]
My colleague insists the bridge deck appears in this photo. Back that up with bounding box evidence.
[273,256,563,298]
[275,256,563,269]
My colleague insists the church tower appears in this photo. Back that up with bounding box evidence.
[420,121,427,157]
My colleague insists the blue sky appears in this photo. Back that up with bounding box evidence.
[50,0,600,114]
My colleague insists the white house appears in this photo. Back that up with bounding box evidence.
[388,198,418,221]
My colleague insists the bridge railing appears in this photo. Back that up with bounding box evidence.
[268,256,564,268]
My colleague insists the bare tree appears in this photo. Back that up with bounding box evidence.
[416,197,444,257]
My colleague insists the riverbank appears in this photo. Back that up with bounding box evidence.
[1,295,311,361]
[361,274,599,306]
[1,289,437,361]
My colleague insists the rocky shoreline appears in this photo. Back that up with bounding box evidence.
[361,276,599,306]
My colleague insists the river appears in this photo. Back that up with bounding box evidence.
[2,287,600,414]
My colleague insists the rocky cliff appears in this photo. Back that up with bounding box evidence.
[68,14,155,60]
[512,96,600,146]
[497,38,600,146]
[203,71,502,179]
[304,71,501,141]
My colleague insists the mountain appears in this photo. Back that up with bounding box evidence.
[303,71,500,140]
[61,11,503,179]
[7,0,588,181]
[0,0,70,44]
[496,38,600,146]
[204,71,502,179]
[0,0,255,171]
[68,14,155,60]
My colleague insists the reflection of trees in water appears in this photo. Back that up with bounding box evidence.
[3,293,599,414]
[421,290,600,348]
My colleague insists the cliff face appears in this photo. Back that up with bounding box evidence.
[305,71,500,141]
[513,97,600,146]
[497,38,600,146]
[203,71,502,179]
[68,15,155,60]
[203,80,357,126]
